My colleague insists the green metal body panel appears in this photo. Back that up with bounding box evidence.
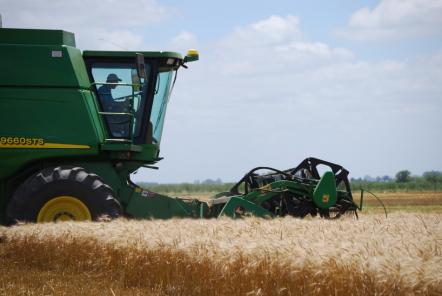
[125,191,199,219]
[0,28,186,224]
[218,197,274,218]
[241,180,317,205]
[0,28,76,46]
[313,171,337,208]
[0,88,102,178]
[0,181,5,223]
[0,46,90,88]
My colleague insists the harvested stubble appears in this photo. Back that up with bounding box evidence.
[1,213,441,295]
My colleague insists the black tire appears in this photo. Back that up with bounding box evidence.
[6,166,122,223]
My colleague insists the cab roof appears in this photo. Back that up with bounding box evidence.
[0,28,183,60]
[83,50,183,60]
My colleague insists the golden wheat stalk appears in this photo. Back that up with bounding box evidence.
[1,213,441,295]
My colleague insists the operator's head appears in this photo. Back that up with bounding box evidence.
[106,73,122,89]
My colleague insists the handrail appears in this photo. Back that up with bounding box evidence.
[91,82,141,87]
[98,111,134,116]
[104,138,132,143]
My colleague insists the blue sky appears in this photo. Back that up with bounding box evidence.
[2,0,442,183]
[144,1,442,60]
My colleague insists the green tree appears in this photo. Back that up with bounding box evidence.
[395,170,411,183]
[423,171,442,191]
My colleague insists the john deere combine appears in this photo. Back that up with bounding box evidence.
[0,28,360,224]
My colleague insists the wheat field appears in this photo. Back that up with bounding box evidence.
[1,213,441,295]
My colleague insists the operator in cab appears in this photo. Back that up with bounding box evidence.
[97,73,131,138]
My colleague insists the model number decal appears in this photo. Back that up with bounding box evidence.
[0,136,91,149]
[0,136,44,146]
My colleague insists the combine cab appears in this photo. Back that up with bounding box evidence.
[0,28,361,224]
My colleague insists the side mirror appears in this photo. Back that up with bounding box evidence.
[184,49,199,63]
[135,53,147,79]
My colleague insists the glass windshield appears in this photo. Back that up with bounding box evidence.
[150,70,174,143]
[91,62,150,139]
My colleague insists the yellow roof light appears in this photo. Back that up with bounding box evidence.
[184,49,199,62]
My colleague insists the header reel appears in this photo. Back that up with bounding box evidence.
[214,158,359,219]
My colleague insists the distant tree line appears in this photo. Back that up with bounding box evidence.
[350,170,442,192]
[138,170,442,195]
[193,178,223,185]
[138,182,232,195]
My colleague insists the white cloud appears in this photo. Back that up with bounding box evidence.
[221,15,302,48]
[144,15,442,182]
[168,31,198,52]
[0,0,170,49]
[275,42,354,62]
[207,16,353,77]
[336,0,442,41]
[247,15,301,43]
[97,30,145,50]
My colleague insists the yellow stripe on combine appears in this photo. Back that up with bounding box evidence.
[0,143,91,149]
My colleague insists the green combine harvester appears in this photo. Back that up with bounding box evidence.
[0,28,361,225]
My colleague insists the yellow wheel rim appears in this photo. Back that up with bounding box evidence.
[37,196,92,222]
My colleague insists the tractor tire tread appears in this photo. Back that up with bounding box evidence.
[6,166,122,223]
